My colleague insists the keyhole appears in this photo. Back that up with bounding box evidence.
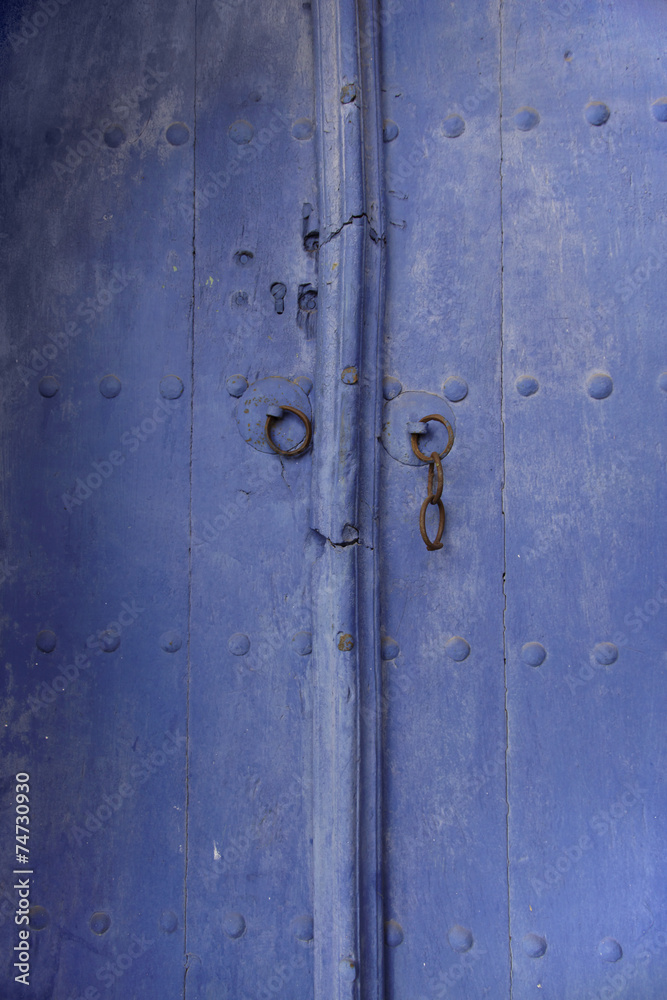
[271,282,287,315]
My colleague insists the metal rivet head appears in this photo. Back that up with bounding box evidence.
[228,633,250,656]
[337,633,354,652]
[234,250,254,266]
[36,629,57,653]
[443,114,465,138]
[294,375,313,395]
[340,83,357,104]
[598,937,623,963]
[160,630,182,653]
[38,376,59,398]
[29,906,49,930]
[292,118,314,140]
[448,925,473,953]
[291,914,314,941]
[90,912,111,936]
[226,375,248,398]
[521,642,546,667]
[445,637,470,661]
[385,920,404,947]
[160,375,184,399]
[383,376,402,400]
[341,366,358,384]
[383,119,399,142]
[585,101,610,126]
[514,107,540,131]
[292,631,313,656]
[651,98,667,122]
[516,375,539,397]
[222,912,246,939]
[99,375,121,398]
[166,122,190,146]
[587,372,613,399]
[593,641,618,665]
[104,126,126,148]
[443,376,468,401]
[523,933,547,958]
[229,120,254,144]
[338,958,357,981]
[99,630,120,653]
[381,636,400,660]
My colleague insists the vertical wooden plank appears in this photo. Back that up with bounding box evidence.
[185,2,318,997]
[378,3,509,998]
[503,2,667,996]
[0,0,193,995]
[310,1,385,997]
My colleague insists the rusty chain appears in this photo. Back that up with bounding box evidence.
[410,414,454,551]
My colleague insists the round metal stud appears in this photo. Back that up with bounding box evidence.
[523,933,547,958]
[521,642,546,667]
[448,925,473,953]
[166,123,190,146]
[90,912,111,935]
[228,633,250,656]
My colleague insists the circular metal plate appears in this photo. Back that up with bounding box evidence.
[380,390,456,467]
[234,376,312,454]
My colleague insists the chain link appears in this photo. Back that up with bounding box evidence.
[410,415,454,552]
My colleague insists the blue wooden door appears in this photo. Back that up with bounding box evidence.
[1,1,666,999]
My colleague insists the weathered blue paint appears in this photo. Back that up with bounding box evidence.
[1,0,666,998]
[502,4,667,998]
[0,0,195,996]
[311,1,385,997]
[378,2,510,998]
[184,2,318,998]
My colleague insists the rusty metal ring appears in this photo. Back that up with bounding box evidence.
[419,495,445,551]
[265,405,312,457]
[410,413,455,463]
[427,452,444,505]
